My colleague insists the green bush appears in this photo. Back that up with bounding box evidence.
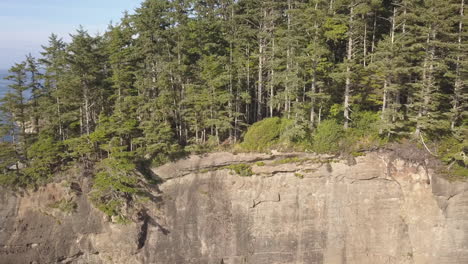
[312,119,344,154]
[346,111,386,151]
[294,172,304,179]
[438,136,467,179]
[0,142,21,187]
[24,135,63,182]
[223,163,253,177]
[255,161,265,166]
[273,157,308,165]
[350,111,380,138]
[241,117,293,151]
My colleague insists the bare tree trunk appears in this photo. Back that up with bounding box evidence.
[370,13,377,64]
[83,81,91,136]
[258,41,264,121]
[257,8,266,121]
[363,15,367,67]
[270,38,275,117]
[229,5,234,139]
[247,44,251,124]
[318,85,323,124]
[229,41,233,138]
[416,27,434,135]
[381,79,388,127]
[310,73,317,125]
[310,1,319,127]
[285,0,292,119]
[344,5,354,129]
[54,79,63,140]
[452,0,465,130]
[381,7,396,123]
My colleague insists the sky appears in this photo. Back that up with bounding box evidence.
[0,0,141,69]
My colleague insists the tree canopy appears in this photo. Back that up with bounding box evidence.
[0,0,466,218]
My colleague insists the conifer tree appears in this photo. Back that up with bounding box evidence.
[1,62,29,155]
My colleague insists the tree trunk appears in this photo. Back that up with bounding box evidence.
[310,1,319,127]
[381,7,396,123]
[370,13,377,64]
[452,0,465,130]
[363,14,367,67]
[257,9,266,121]
[270,38,275,117]
[416,27,434,135]
[344,5,354,129]
[83,82,91,136]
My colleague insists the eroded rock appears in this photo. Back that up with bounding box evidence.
[0,151,467,264]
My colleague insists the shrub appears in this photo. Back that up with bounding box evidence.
[48,198,77,214]
[350,111,380,138]
[437,136,467,179]
[241,117,293,151]
[274,157,308,165]
[255,161,265,166]
[312,119,344,154]
[294,172,304,179]
[345,111,386,152]
[24,135,63,183]
[223,163,253,177]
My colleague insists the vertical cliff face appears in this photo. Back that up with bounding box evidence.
[0,151,467,264]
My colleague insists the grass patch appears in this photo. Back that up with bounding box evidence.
[274,157,309,165]
[48,198,77,214]
[444,164,468,181]
[199,168,213,173]
[255,161,266,166]
[222,163,253,177]
[451,164,468,178]
[294,172,304,179]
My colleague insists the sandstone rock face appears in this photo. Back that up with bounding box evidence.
[1,151,467,264]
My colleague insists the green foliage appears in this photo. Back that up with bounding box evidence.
[438,137,467,166]
[92,198,123,218]
[1,0,467,222]
[274,157,309,165]
[312,119,344,154]
[24,135,63,182]
[0,172,18,187]
[241,117,294,151]
[223,163,253,177]
[450,164,468,179]
[294,172,304,179]
[137,121,182,166]
[350,111,380,138]
[0,141,18,185]
[64,136,94,161]
[346,111,386,151]
[89,139,144,219]
[323,17,348,42]
[438,136,467,179]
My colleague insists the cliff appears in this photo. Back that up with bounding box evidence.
[1,150,467,264]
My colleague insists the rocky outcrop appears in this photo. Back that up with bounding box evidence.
[1,151,467,264]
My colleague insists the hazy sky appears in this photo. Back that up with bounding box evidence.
[0,0,141,69]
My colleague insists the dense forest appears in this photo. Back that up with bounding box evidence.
[0,0,466,219]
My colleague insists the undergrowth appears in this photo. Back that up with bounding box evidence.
[222,163,253,177]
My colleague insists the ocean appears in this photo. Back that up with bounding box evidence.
[0,69,10,99]
[0,70,13,141]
